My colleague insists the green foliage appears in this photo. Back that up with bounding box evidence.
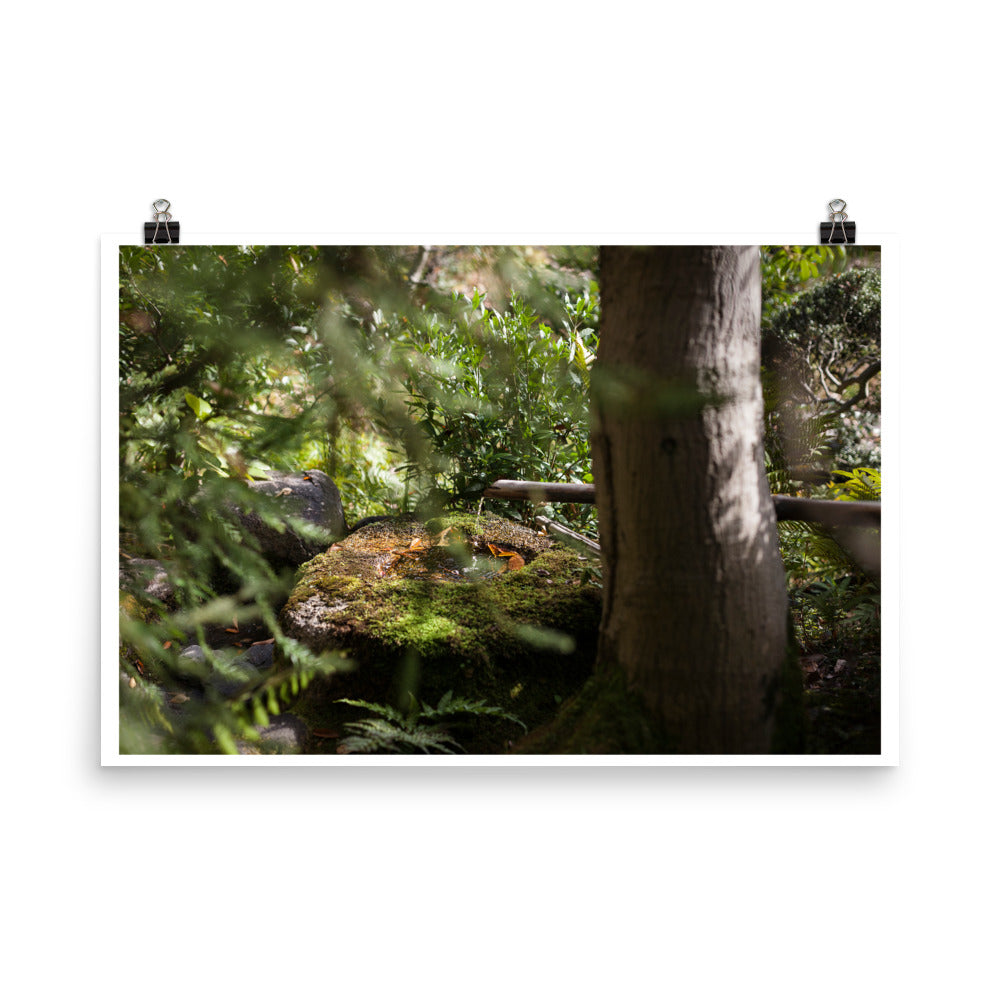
[118,242,880,754]
[762,263,881,470]
[780,463,881,663]
[118,245,599,752]
[760,245,848,322]
[831,466,881,502]
[336,691,526,754]
[379,285,599,535]
[793,576,881,652]
[118,245,397,753]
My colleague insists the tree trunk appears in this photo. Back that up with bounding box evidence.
[591,246,789,753]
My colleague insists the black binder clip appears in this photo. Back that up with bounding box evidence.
[819,199,855,244]
[144,199,179,244]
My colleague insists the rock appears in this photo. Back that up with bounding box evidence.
[240,640,276,670]
[179,642,272,697]
[239,713,308,755]
[179,643,208,665]
[234,469,347,569]
[279,512,602,749]
[119,558,175,604]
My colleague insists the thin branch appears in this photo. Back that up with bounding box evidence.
[830,360,881,414]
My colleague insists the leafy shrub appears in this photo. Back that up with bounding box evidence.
[762,265,881,472]
[378,286,600,535]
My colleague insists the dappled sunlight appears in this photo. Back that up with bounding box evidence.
[117,244,879,755]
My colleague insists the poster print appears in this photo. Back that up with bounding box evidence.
[107,242,890,763]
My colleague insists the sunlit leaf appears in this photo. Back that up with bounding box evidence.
[184,393,213,420]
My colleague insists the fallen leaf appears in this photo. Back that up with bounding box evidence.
[169,693,190,706]
[128,677,136,689]
[251,638,275,647]
[162,640,172,649]
[312,728,340,739]
[488,543,523,568]
[277,487,292,496]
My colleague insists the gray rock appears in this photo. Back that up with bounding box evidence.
[119,558,175,604]
[240,640,276,670]
[179,644,208,664]
[179,643,269,697]
[241,713,309,754]
[236,469,346,568]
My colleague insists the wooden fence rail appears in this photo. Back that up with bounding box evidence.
[483,479,881,531]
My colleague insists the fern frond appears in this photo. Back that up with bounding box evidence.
[831,467,881,501]
[420,690,527,730]
[336,697,408,725]
[338,717,461,754]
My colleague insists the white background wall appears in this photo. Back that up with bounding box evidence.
[2,3,992,998]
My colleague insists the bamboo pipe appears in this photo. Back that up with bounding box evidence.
[483,480,881,529]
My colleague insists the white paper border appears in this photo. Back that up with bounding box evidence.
[102,234,899,767]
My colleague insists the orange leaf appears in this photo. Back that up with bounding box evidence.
[507,553,525,571]
[312,728,340,739]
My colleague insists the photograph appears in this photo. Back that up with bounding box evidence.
[115,243,883,758]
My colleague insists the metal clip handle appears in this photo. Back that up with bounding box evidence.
[827,199,848,244]
[144,199,179,244]
[151,199,173,244]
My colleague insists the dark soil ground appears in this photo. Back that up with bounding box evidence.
[790,581,881,755]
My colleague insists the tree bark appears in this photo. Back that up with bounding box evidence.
[592,246,789,753]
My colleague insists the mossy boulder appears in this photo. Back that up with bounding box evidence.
[279,512,602,751]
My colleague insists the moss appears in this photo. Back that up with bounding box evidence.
[279,513,602,750]
[513,664,676,754]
